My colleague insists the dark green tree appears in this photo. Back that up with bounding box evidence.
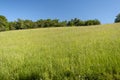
[15,19,25,29]
[73,18,85,26]
[58,21,67,27]
[0,15,8,31]
[85,20,94,26]
[36,19,45,27]
[23,20,34,29]
[93,19,101,25]
[85,19,101,26]
[67,19,75,26]
[51,19,59,27]
[8,22,17,30]
[115,13,120,23]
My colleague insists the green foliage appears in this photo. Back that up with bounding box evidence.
[23,20,34,29]
[115,13,120,23]
[67,18,100,26]
[0,23,120,80]
[58,21,67,27]
[0,15,8,31]
[85,19,101,26]
[0,15,101,31]
[16,19,26,29]
[8,22,17,30]
[67,18,85,26]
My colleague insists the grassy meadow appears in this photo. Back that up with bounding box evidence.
[0,23,120,80]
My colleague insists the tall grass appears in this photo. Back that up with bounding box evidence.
[0,23,120,80]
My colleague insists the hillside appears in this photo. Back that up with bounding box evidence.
[0,23,120,80]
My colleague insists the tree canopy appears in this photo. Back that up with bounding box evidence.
[0,15,8,31]
[115,13,120,23]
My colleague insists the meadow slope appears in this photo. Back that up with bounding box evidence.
[0,23,120,80]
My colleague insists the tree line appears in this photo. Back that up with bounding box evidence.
[0,15,101,31]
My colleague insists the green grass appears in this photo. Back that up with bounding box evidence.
[0,23,120,80]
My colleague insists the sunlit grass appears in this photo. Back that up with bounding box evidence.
[0,23,120,80]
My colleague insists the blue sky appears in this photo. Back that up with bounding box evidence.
[0,0,120,24]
